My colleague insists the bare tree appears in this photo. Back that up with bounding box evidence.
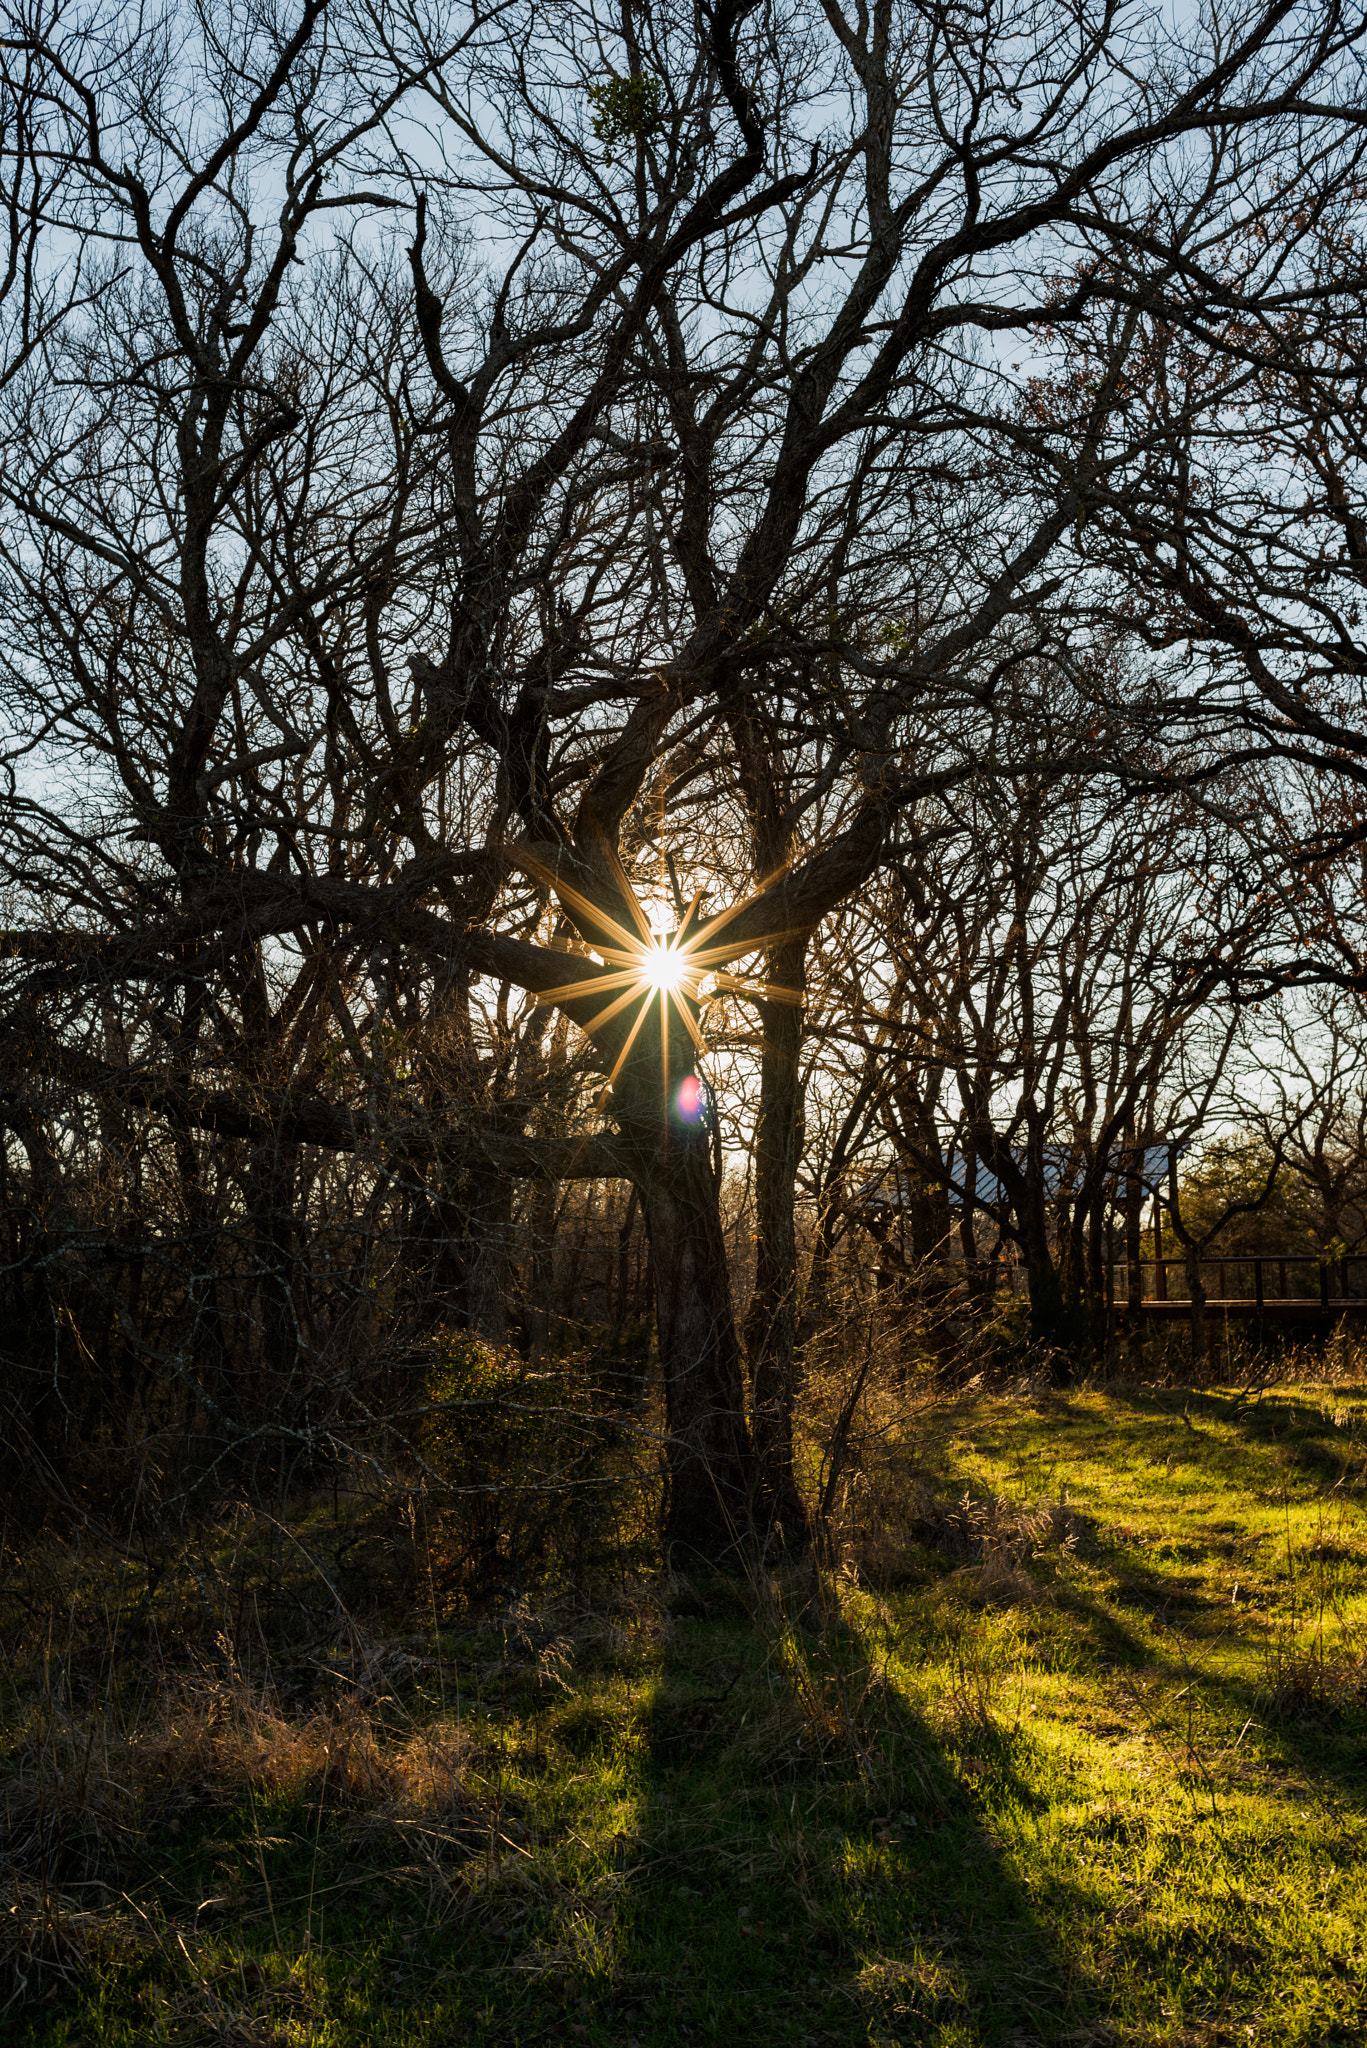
[817,715,1280,1373]
[2,0,1365,1555]
[1247,990,1367,1269]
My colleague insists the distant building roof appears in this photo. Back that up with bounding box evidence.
[860,1143,1179,1211]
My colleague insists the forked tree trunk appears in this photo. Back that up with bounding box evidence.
[596,956,761,1562]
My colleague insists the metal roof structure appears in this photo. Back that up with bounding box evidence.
[859,1143,1180,1212]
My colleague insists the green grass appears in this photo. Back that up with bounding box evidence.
[6,1378,1367,2046]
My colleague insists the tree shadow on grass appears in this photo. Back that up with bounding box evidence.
[1095,1383,1363,1499]
[1034,1384,1367,1812]
[588,1572,1108,2048]
[1057,1564,1367,1827]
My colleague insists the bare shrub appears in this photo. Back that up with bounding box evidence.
[0,1883,143,2019]
[420,1336,658,1610]
[1259,1630,1367,1726]
[936,1630,1023,1750]
[796,1281,1090,1602]
[1319,1322,1367,1387]
[821,1402,1093,1602]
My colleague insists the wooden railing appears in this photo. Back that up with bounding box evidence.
[1111,1254,1367,1308]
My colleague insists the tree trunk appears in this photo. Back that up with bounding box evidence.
[172,1114,232,1479]
[1015,1184,1073,1380]
[245,1139,300,1426]
[1085,1179,1109,1368]
[1125,1129,1144,1374]
[741,937,809,1546]
[638,1124,754,1563]
[1184,1247,1208,1368]
[1165,1146,1207,1369]
[459,1165,514,1345]
[796,1186,842,1361]
[612,1185,640,1324]
[958,1147,995,1313]
[1186,1257,1207,1365]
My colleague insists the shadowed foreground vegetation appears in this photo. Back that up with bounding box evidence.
[5,1370,1367,2048]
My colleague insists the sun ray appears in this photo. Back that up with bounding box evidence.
[674,993,709,1054]
[599,837,656,945]
[533,969,643,1008]
[580,978,665,1042]
[660,980,669,1106]
[685,859,794,951]
[674,886,706,946]
[704,971,806,1007]
[542,874,643,954]
[594,979,659,1107]
[511,845,643,954]
[683,929,810,971]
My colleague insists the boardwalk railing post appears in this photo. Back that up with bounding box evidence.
[1254,1258,1264,1312]
[1321,1261,1330,1310]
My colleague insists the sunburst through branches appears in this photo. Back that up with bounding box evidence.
[518,845,805,1113]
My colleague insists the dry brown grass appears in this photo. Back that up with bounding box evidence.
[0,1657,482,1897]
[0,1637,514,2022]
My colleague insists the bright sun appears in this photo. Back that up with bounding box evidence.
[520,842,806,1111]
[642,941,687,995]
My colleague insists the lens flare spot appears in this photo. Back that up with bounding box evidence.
[674,1074,706,1125]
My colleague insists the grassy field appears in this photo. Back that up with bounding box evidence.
[4,1376,1367,2047]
